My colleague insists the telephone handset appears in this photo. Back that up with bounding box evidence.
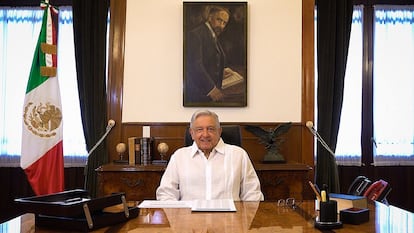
[347,176,372,196]
[363,179,391,203]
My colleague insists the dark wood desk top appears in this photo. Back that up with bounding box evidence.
[3,200,413,232]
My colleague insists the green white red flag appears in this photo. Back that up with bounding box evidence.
[20,1,64,195]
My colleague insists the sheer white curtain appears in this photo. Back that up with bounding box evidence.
[373,6,414,166]
[0,7,87,167]
[335,6,363,166]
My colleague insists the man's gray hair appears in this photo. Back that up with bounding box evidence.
[190,110,221,128]
[208,5,230,17]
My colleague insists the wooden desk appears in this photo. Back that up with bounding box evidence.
[4,201,413,232]
[96,163,312,201]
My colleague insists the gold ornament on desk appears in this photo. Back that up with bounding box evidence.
[113,142,128,164]
[153,142,169,165]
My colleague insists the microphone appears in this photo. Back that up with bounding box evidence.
[305,121,336,157]
[106,119,116,131]
[84,119,116,189]
[88,119,116,156]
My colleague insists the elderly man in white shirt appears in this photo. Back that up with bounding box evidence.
[156,110,264,201]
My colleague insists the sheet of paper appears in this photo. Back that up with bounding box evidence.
[138,200,192,208]
[191,199,237,212]
[222,70,244,89]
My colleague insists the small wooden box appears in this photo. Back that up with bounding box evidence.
[340,207,370,225]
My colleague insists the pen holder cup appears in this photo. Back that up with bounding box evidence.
[319,200,338,223]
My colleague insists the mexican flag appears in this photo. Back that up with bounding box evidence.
[20,2,64,195]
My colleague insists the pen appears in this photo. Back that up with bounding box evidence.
[308,181,322,201]
[321,190,327,202]
[322,184,330,202]
[314,184,321,194]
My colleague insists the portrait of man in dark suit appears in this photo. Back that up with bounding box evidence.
[183,3,247,107]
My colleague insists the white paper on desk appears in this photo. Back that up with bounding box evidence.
[138,200,192,208]
[191,199,237,212]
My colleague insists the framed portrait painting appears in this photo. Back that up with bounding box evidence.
[183,2,247,107]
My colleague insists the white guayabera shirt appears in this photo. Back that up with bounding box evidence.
[156,139,264,201]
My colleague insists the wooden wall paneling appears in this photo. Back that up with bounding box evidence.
[116,123,306,165]
[300,0,316,200]
[242,124,302,164]
[119,124,188,162]
[301,0,315,178]
[107,0,126,163]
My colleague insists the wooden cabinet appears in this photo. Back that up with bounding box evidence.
[255,163,312,201]
[96,164,166,201]
[96,163,311,201]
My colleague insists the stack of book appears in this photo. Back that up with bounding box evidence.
[329,193,368,212]
[128,137,140,165]
[128,137,153,165]
[140,137,152,165]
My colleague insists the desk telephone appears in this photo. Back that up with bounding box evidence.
[348,176,391,204]
[347,176,372,196]
[364,179,391,203]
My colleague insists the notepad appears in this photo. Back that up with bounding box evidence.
[191,199,237,212]
[138,200,192,208]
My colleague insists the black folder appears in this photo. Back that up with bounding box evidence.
[14,189,139,232]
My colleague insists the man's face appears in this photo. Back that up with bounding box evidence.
[190,115,222,154]
[208,10,229,36]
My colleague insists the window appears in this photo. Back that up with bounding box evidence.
[0,6,87,167]
[317,4,414,166]
[372,5,414,165]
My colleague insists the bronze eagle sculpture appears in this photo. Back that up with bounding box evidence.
[245,122,292,163]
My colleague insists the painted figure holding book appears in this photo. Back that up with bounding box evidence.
[184,3,247,107]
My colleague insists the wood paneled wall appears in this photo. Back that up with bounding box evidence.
[112,123,311,166]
